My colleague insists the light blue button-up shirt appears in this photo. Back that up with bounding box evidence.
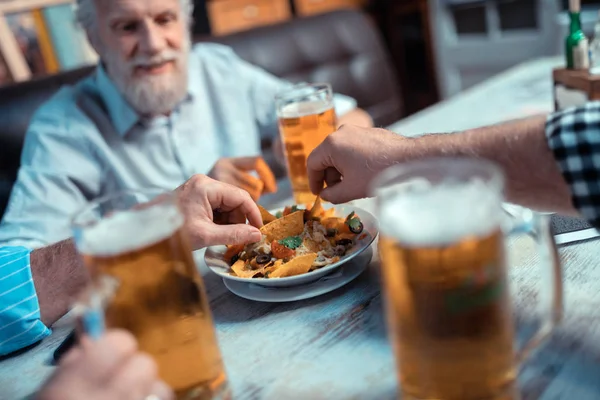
[0,43,356,249]
[0,44,356,352]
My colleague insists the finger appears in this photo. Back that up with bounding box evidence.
[237,183,262,203]
[150,380,175,400]
[208,184,263,229]
[200,223,262,246]
[231,169,263,192]
[307,144,331,195]
[254,158,277,193]
[109,353,158,399]
[213,208,246,226]
[226,208,248,225]
[324,167,342,188]
[230,169,263,201]
[79,329,138,380]
[230,156,279,194]
[319,181,355,204]
[230,156,261,171]
[209,163,238,187]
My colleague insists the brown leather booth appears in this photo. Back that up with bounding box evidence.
[0,10,402,217]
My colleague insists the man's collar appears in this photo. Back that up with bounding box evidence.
[94,64,139,137]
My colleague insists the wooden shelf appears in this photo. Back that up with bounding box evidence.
[293,0,365,17]
[207,0,292,36]
[204,0,365,35]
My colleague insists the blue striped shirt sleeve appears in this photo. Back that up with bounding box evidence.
[0,246,51,355]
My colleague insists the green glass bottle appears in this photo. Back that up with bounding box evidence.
[566,0,589,69]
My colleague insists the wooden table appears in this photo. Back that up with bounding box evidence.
[2,56,600,400]
[388,56,562,136]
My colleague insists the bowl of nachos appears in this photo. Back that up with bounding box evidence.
[204,197,378,287]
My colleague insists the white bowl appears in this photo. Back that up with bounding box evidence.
[204,204,379,288]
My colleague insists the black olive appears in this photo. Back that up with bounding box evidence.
[334,246,346,256]
[326,228,337,237]
[256,254,271,264]
[336,238,352,246]
[230,254,240,265]
[349,221,364,234]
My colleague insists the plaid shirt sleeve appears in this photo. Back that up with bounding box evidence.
[546,101,600,227]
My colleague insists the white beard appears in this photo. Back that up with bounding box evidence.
[102,37,190,116]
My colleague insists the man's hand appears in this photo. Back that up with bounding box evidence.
[208,156,277,201]
[307,125,408,203]
[37,330,173,400]
[176,174,263,249]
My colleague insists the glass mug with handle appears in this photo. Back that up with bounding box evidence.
[275,82,337,205]
[71,189,230,400]
[370,158,563,400]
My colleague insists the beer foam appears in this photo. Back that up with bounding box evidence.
[279,100,332,118]
[77,203,184,256]
[379,180,502,246]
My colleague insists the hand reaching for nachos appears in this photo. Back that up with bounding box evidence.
[208,156,277,201]
[224,196,367,279]
[175,174,263,250]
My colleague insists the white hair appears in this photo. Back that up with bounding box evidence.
[75,0,194,33]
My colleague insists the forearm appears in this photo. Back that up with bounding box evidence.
[30,239,90,326]
[407,115,575,214]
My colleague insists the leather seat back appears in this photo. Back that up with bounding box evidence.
[207,9,403,127]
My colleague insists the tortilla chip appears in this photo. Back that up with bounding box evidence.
[261,262,280,278]
[335,232,356,241]
[253,261,274,277]
[269,253,317,278]
[231,259,262,278]
[321,217,346,232]
[309,196,324,220]
[224,244,244,262]
[303,236,323,253]
[321,207,336,219]
[260,210,304,242]
[339,222,352,234]
[231,258,277,278]
[258,204,277,224]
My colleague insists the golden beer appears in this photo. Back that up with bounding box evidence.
[276,84,337,205]
[379,231,517,400]
[371,158,563,400]
[73,191,230,400]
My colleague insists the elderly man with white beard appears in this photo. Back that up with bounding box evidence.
[0,0,372,250]
[0,0,371,355]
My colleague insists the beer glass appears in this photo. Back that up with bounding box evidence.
[370,158,563,400]
[275,82,337,205]
[71,189,230,400]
